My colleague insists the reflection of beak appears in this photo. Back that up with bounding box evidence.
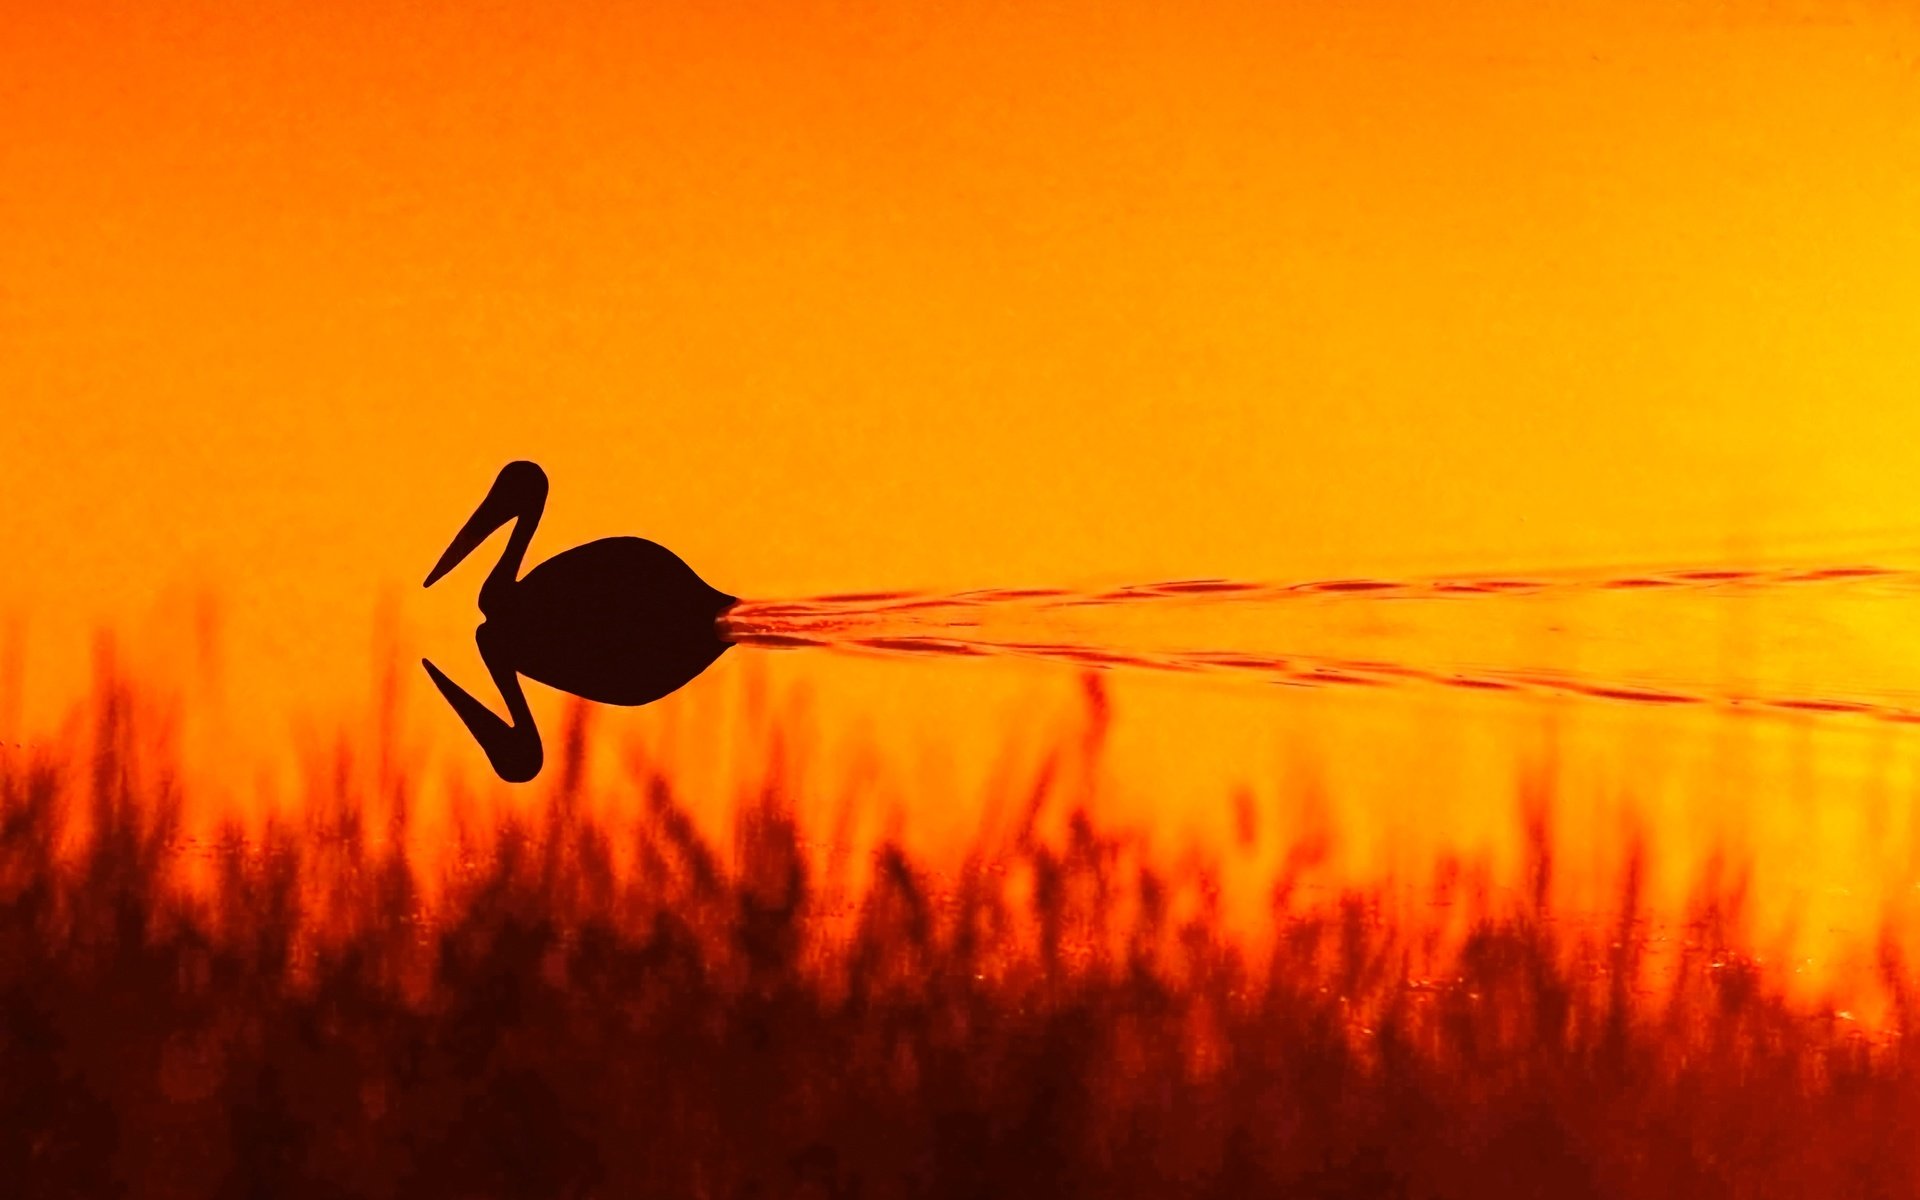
[421,462,550,782]
[423,461,548,594]
[423,633,543,783]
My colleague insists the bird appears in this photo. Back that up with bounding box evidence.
[421,460,736,782]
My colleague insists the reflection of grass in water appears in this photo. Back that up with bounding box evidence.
[5,673,1920,1197]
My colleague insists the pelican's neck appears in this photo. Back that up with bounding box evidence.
[478,474,547,616]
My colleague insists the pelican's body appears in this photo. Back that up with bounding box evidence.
[488,536,732,706]
[423,461,735,782]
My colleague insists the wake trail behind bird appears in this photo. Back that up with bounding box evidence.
[729,560,1920,620]
[720,557,1920,730]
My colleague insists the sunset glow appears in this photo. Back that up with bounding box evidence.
[9,7,1920,1173]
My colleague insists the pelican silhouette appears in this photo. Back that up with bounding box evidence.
[421,460,736,782]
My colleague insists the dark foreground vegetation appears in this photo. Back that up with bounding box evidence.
[4,676,1919,1199]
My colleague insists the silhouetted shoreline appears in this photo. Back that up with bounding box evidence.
[2,673,1913,1199]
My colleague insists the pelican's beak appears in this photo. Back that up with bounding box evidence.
[423,460,549,589]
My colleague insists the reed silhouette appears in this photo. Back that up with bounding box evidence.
[423,461,735,783]
[2,661,1918,1199]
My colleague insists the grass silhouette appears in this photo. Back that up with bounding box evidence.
[3,665,1917,1198]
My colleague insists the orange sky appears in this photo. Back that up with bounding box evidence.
[8,0,1920,998]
